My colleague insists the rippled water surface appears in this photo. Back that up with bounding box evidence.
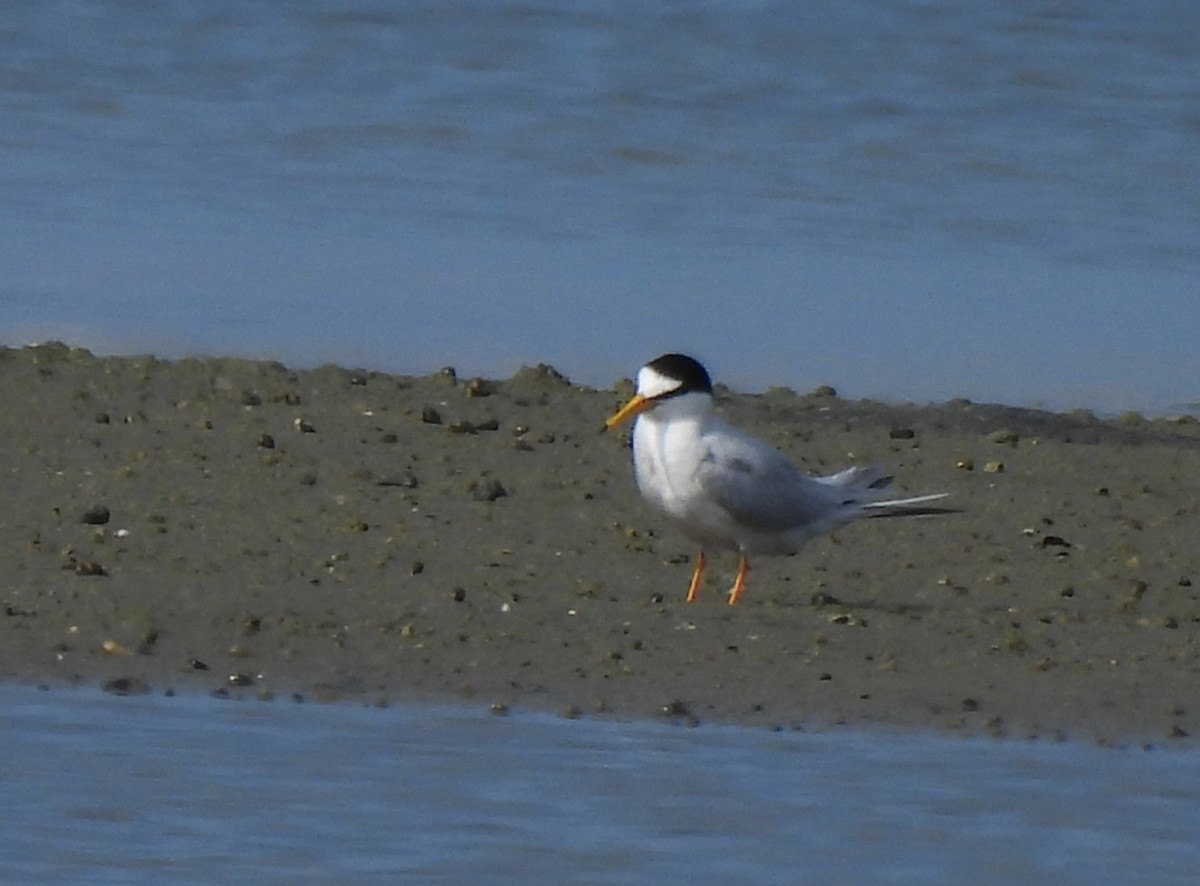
[3,686,1200,885]
[2,1,1198,411]
[4,8,1200,881]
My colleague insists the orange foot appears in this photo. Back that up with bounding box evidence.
[685,549,707,603]
[726,553,750,605]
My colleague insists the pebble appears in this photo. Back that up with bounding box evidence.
[75,560,107,577]
[464,378,494,398]
[102,677,150,696]
[471,479,508,502]
[376,470,419,489]
[81,505,111,525]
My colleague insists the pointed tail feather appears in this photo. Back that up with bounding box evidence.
[862,492,955,519]
[819,465,955,518]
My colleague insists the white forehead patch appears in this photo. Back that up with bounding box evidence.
[636,364,684,399]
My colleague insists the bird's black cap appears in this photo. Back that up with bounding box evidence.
[646,353,713,396]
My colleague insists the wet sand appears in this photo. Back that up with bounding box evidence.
[3,343,1199,745]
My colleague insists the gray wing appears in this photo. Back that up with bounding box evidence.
[694,429,844,533]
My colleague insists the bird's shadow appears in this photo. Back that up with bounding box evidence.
[774,591,936,618]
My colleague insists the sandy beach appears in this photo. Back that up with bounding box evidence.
[3,342,1198,745]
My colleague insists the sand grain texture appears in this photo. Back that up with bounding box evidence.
[3,343,1199,744]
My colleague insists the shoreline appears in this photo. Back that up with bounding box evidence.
[3,342,1199,745]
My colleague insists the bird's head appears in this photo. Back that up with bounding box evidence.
[605,353,714,430]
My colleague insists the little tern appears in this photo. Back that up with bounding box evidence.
[606,354,951,605]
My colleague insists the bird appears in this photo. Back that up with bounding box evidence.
[605,353,951,605]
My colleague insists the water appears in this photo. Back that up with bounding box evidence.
[4,6,1200,879]
[2,685,1198,885]
[2,1,1198,412]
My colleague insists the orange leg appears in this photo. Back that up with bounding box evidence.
[726,553,750,605]
[685,549,707,603]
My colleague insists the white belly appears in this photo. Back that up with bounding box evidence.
[631,416,740,550]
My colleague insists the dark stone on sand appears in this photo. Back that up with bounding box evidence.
[663,700,690,718]
[376,470,419,488]
[81,505,110,525]
[470,479,507,502]
[103,677,150,696]
[74,560,107,577]
[464,377,494,398]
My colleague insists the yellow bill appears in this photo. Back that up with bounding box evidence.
[604,393,652,430]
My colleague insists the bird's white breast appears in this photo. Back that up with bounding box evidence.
[631,411,739,548]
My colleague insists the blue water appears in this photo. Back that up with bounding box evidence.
[2,685,1199,885]
[2,1,1198,412]
[4,6,1200,880]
